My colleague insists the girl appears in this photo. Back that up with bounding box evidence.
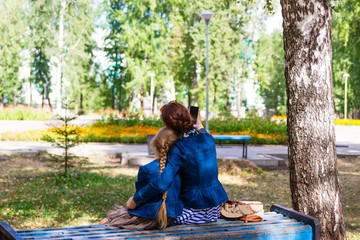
[100,127,183,229]
[128,102,228,224]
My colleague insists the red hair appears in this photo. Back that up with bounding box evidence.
[161,102,195,135]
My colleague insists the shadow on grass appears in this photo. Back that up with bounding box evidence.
[1,161,137,229]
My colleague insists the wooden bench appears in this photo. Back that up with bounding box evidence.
[212,135,251,159]
[0,205,320,240]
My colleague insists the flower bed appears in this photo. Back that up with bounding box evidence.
[1,116,288,145]
[271,116,360,126]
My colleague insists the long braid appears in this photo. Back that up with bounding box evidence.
[154,128,178,229]
[157,145,169,228]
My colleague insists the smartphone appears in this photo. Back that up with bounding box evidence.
[189,106,199,123]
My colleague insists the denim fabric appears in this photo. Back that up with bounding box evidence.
[133,129,228,209]
[127,159,183,218]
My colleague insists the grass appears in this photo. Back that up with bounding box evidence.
[0,154,359,239]
[0,106,52,120]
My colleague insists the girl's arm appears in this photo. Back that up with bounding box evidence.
[130,148,182,208]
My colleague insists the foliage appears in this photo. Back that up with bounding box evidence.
[332,0,360,118]
[28,0,54,108]
[0,106,52,120]
[255,30,286,115]
[42,110,84,176]
[103,0,264,113]
[0,0,26,106]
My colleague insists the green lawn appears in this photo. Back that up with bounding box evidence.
[0,154,359,239]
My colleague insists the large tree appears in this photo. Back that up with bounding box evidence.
[0,0,26,106]
[28,0,55,108]
[281,1,346,239]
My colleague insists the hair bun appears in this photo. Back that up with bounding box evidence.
[161,103,195,134]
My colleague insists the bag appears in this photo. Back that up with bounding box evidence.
[220,200,264,223]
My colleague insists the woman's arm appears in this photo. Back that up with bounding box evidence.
[130,148,182,208]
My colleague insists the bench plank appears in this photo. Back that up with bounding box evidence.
[0,206,320,240]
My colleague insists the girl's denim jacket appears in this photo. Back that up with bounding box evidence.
[133,129,228,209]
[128,159,183,218]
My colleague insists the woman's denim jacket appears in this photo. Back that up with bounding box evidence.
[127,159,183,218]
[133,129,228,209]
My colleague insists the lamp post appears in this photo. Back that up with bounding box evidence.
[43,83,48,108]
[148,71,155,114]
[200,10,214,132]
[343,73,349,120]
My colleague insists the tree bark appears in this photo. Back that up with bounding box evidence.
[55,0,66,112]
[281,1,346,239]
[111,85,115,110]
[79,93,84,115]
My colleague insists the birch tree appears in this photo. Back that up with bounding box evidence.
[281,1,346,239]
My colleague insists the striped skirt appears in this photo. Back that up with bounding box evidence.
[174,206,220,225]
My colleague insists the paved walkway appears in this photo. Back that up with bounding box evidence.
[1,120,360,167]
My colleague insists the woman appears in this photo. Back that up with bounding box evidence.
[127,101,228,224]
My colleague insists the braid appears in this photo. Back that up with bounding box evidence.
[154,127,179,229]
[159,148,167,173]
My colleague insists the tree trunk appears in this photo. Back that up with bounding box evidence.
[152,87,157,113]
[225,76,231,112]
[0,80,3,108]
[29,80,33,107]
[79,93,84,115]
[56,0,66,112]
[118,87,122,111]
[281,1,346,239]
[46,91,52,110]
[74,96,78,114]
[213,84,217,106]
[111,85,115,110]
[187,91,192,109]
[140,86,144,112]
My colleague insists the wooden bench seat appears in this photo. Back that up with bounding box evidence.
[212,135,251,159]
[0,205,320,240]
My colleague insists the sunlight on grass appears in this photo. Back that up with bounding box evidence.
[0,153,359,239]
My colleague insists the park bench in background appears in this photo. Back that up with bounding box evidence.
[212,135,251,159]
[0,204,320,240]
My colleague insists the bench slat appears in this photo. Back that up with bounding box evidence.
[22,224,312,240]
[1,205,320,240]
[20,221,308,240]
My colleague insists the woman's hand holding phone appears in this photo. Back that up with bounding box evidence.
[196,110,204,131]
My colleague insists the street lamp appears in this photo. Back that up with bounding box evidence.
[200,10,214,132]
[148,71,155,114]
[43,83,48,108]
[343,73,349,120]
